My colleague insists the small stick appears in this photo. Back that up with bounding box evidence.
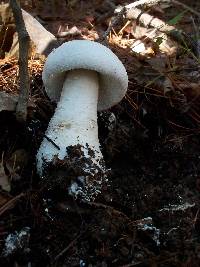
[44,134,60,150]
[54,233,82,262]
[100,7,126,44]
[0,193,24,217]
[113,0,200,53]
[116,0,200,17]
[191,16,200,58]
[126,7,175,33]
[120,0,161,10]
[9,0,30,123]
[125,7,198,53]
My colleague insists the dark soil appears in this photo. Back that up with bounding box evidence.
[0,93,200,267]
[0,0,200,267]
[41,144,108,202]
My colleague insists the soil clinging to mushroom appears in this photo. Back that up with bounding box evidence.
[1,0,200,265]
[41,144,109,202]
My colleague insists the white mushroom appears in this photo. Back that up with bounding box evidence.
[36,40,128,201]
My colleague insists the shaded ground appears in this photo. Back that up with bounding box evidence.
[0,0,200,266]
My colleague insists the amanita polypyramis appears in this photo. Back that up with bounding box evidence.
[37,40,128,201]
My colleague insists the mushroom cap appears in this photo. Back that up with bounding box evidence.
[42,40,128,111]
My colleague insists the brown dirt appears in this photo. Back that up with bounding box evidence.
[0,1,200,267]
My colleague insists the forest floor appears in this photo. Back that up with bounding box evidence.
[0,0,200,266]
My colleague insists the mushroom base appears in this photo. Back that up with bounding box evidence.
[40,144,109,202]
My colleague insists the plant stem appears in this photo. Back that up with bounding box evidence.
[10,0,30,123]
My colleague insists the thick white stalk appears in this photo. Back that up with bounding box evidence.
[37,69,103,175]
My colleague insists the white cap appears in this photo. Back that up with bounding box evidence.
[42,40,128,111]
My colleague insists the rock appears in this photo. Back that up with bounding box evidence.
[22,9,59,56]
[0,3,59,57]
[0,91,17,112]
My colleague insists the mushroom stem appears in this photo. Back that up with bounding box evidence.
[37,69,103,175]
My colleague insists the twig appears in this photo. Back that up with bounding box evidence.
[100,7,126,44]
[9,0,30,123]
[191,16,200,58]
[126,7,175,33]
[109,0,200,55]
[125,7,198,52]
[103,1,181,47]
[0,193,25,217]
[53,233,82,262]
[116,0,200,17]
[120,253,178,267]
[117,0,161,10]
[84,201,132,223]
[44,134,60,150]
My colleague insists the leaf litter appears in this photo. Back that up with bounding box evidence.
[0,0,200,266]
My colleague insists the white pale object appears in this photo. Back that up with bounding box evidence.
[37,69,102,173]
[36,40,128,200]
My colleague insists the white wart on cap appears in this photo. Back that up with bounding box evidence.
[37,40,128,201]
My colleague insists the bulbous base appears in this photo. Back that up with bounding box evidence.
[40,144,108,202]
